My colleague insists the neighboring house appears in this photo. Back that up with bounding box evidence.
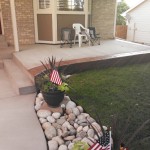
[0,0,117,51]
[124,0,150,44]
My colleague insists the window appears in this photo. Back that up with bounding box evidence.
[57,0,84,11]
[39,0,50,9]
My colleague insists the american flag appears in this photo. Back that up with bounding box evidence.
[88,130,111,150]
[50,69,62,85]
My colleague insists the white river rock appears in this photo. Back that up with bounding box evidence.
[48,140,58,150]
[37,109,51,118]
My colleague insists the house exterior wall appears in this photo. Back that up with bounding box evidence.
[127,0,150,44]
[0,0,117,46]
[0,0,14,45]
[15,0,35,45]
[92,0,117,39]
[0,0,35,46]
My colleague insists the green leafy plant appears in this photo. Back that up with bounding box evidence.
[35,56,69,93]
[72,141,89,150]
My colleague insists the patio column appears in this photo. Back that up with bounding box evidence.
[10,0,19,51]
[84,0,88,28]
[52,0,57,44]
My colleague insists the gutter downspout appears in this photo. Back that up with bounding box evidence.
[10,0,19,52]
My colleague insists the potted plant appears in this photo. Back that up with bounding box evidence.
[35,56,69,107]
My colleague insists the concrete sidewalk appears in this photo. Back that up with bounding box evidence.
[0,70,47,150]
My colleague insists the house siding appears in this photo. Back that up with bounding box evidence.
[127,0,150,44]
[0,0,14,45]
[92,0,117,39]
[15,0,35,45]
[0,0,35,46]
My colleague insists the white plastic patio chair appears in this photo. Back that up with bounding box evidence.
[72,23,90,47]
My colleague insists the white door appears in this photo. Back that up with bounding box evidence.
[127,22,135,42]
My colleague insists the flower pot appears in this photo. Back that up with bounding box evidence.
[42,91,64,107]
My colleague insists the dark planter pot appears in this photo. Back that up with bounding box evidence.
[42,91,64,107]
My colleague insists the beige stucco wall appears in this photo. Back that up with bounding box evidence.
[92,0,117,39]
[15,0,35,45]
[0,0,14,45]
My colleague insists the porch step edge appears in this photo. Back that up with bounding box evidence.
[0,60,4,69]
[4,59,36,95]
[0,35,8,48]
[13,54,34,82]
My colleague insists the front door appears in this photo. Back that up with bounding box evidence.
[127,22,135,42]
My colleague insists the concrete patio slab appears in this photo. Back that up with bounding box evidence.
[14,39,150,70]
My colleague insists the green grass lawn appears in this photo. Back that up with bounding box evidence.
[68,62,150,150]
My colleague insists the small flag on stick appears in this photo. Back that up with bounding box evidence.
[88,129,111,150]
[50,69,62,85]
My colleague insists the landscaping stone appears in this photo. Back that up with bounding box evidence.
[47,116,55,123]
[58,145,67,150]
[64,135,75,141]
[52,136,64,145]
[87,129,95,138]
[42,122,51,130]
[77,126,83,133]
[48,140,58,150]
[68,143,74,150]
[35,93,110,149]
[72,107,80,116]
[52,112,61,119]
[39,118,47,124]
[66,101,76,109]
[77,106,84,113]
[37,109,51,118]
[57,118,66,125]
[83,126,89,132]
[45,126,57,140]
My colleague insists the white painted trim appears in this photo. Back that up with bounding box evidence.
[37,40,53,44]
[114,0,117,38]
[0,3,4,35]
[57,11,85,14]
[84,0,88,27]
[52,0,57,43]
[38,40,63,44]
[10,0,19,51]
[33,0,38,43]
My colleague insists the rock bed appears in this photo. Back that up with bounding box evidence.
[35,93,105,150]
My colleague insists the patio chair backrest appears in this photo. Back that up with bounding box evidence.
[61,28,72,41]
[72,23,86,35]
[89,27,96,38]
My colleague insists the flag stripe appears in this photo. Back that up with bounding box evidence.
[50,70,62,85]
[88,130,111,150]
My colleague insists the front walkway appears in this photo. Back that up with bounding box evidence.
[0,70,47,150]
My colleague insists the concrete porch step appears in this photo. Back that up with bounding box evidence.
[4,59,36,95]
[0,47,14,59]
[0,60,3,69]
[0,35,8,48]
